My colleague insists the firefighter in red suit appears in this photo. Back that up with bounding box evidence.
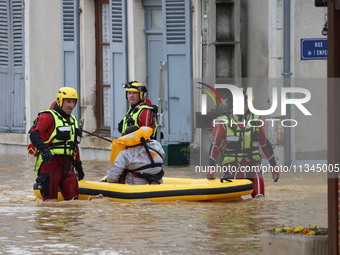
[29,87,84,200]
[118,81,158,139]
[208,90,279,198]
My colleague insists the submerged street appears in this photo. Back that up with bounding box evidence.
[0,154,327,254]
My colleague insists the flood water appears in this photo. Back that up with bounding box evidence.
[0,154,327,254]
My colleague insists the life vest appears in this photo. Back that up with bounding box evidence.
[34,109,79,172]
[219,113,261,165]
[110,126,153,165]
[120,137,164,184]
[110,126,163,184]
[121,104,158,138]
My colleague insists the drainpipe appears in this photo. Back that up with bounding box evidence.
[283,0,292,166]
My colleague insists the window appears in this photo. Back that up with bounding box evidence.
[95,0,111,133]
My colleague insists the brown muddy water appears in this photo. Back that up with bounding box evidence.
[0,154,327,254]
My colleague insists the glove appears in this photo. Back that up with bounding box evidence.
[272,166,280,182]
[75,161,85,180]
[40,148,52,162]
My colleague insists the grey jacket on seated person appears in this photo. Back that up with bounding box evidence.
[107,140,165,185]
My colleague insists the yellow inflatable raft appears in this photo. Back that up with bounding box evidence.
[33,177,253,202]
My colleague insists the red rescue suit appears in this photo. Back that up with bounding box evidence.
[30,102,81,200]
[209,113,279,197]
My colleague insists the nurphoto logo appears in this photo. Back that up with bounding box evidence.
[197,83,312,127]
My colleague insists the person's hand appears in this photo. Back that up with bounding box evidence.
[272,166,280,182]
[40,148,52,162]
[75,161,85,180]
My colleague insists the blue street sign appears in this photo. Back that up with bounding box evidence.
[301,38,328,60]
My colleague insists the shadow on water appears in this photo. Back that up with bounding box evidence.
[0,154,327,254]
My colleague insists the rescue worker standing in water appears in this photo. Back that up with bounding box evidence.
[29,87,84,200]
[118,81,158,139]
[208,89,279,198]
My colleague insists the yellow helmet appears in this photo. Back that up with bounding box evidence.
[123,81,147,100]
[56,87,78,107]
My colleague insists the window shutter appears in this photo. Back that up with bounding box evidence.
[110,0,127,137]
[162,0,192,142]
[12,1,23,67]
[62,0,80,118]
[165,0,186,44]
[0,0,25,133]
[0,0,9,68]
[11,0,24,132]
[0,0,10,131]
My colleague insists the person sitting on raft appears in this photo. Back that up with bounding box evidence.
[107,126,165,185]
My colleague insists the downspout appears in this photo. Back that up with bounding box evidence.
[283,0,292,166]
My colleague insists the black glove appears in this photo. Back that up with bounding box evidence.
[75,161,85,180]
[40,148,52,162]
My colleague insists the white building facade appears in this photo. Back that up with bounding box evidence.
[0,0,327,164]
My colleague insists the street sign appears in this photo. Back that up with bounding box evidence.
[300,38,328,60]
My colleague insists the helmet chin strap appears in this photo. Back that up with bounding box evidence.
[57,99,62,108]
[57,98,78,108]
